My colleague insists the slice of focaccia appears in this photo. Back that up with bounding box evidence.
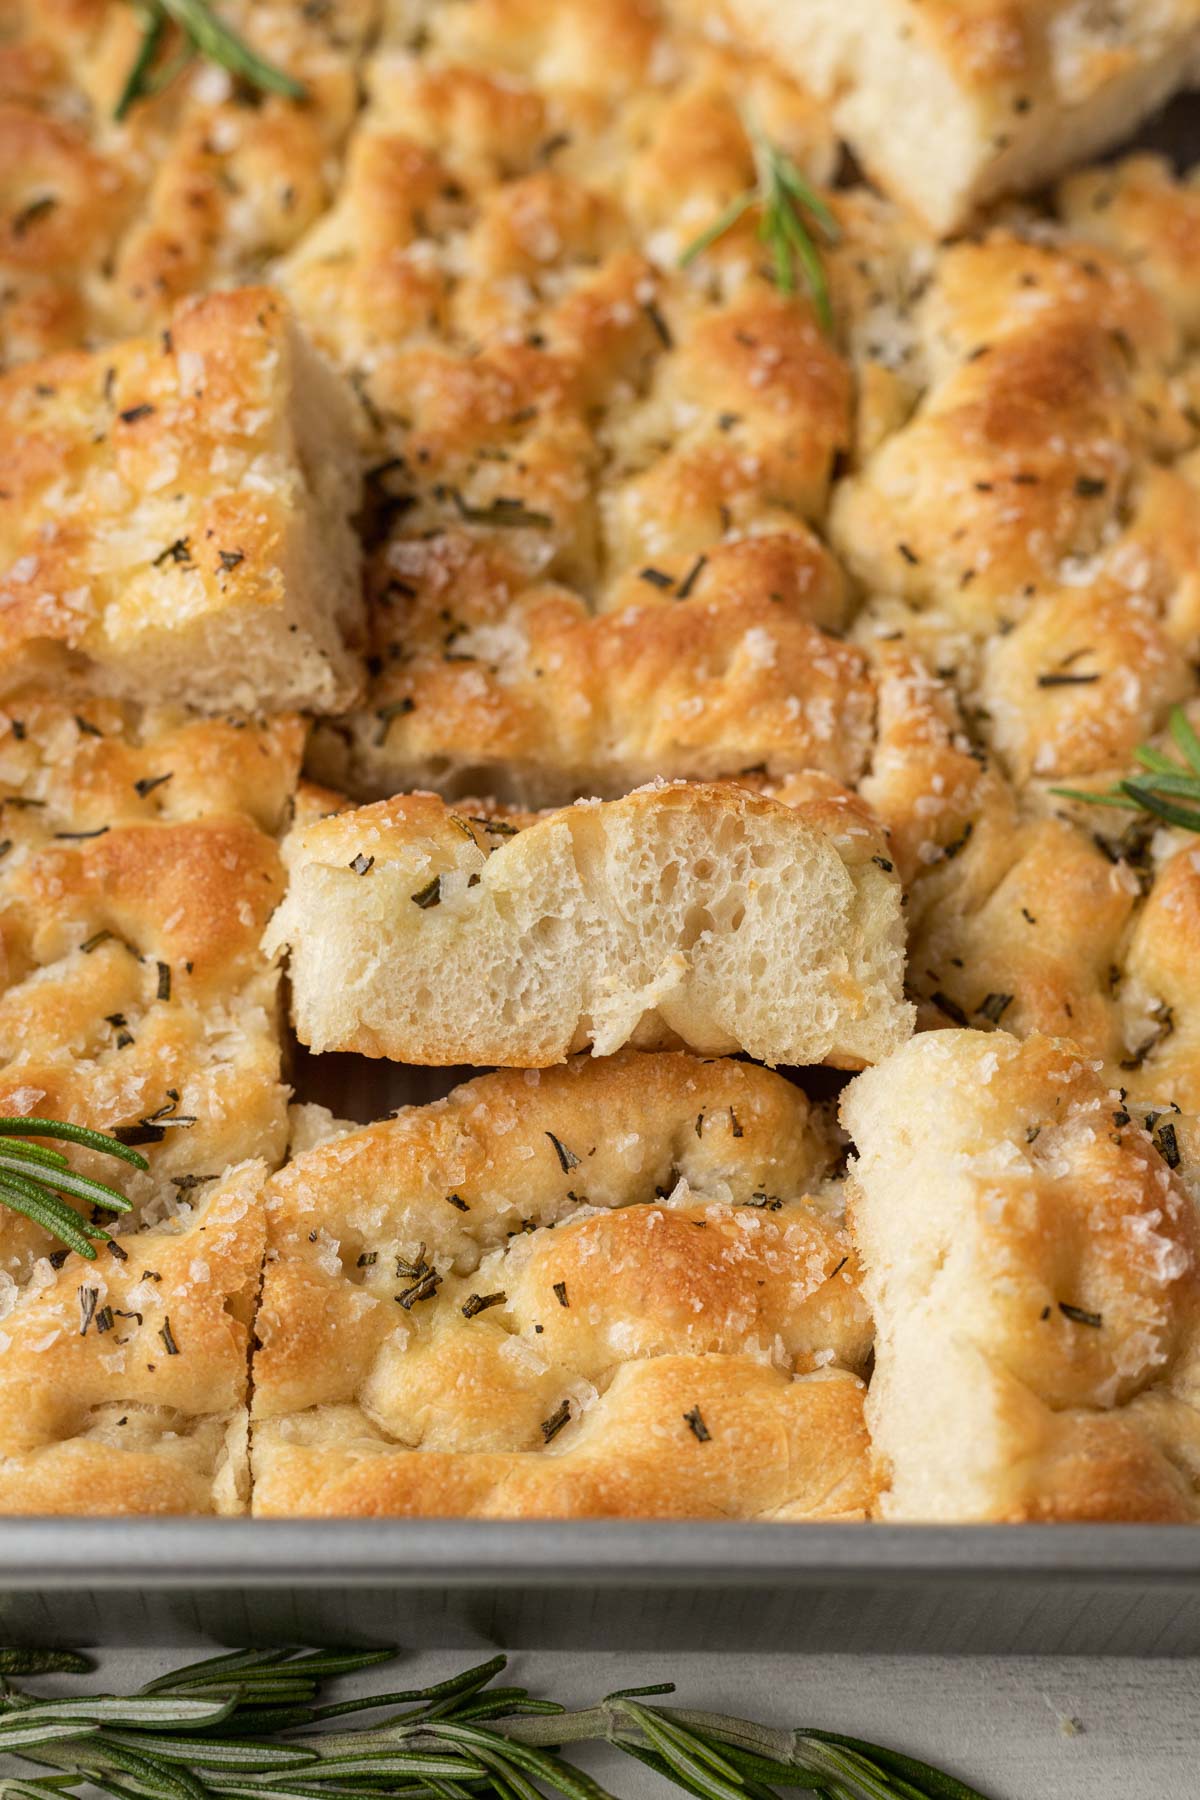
[264,779,913,1068]
[0,1161,266,1516]
[251,1050,873,1519]
[843,1030,1200,1521]
[0,671,303,1254]
[0,288,363,713]
[724,0,1200,233]
[307,528,874,809]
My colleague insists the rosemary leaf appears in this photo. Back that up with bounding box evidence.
[113,0,305,121]
[0,1650,92,1676]
[0,1118,149,1169]
[0,1647,994,1800]
[680,121,837,330]
[1051,707,1200,835]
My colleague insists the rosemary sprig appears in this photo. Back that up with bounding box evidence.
[0,1647,993,1800]
[0,1119,148,1258]
[680,124,839,330]
[1051,706,1200,833]
[115,0,306,122]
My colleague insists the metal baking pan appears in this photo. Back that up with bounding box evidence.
[5,90,1200,1677]
[1,1521,1198,1656]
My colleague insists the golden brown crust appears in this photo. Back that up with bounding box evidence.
[832,229,1194,629]
[0,677,302,1267]
[0,1160,266,1516]
[844,1030,1200,1521]
[0,286,363,711]
[280,1,862,802]
[252,1051,873,1519]
[309,527,872,805]
[857,649,1200,1116]
[0,1,377,366]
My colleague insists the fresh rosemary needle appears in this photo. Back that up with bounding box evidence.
[0,1645,994,1800]
[1051,705,1200,834]
[680,124,839,331]
[0,1118,148,1259]
[115,0,306,122]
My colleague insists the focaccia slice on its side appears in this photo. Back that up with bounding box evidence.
[0,288,363,713]
[843,1030,1200,1521]
[723,0,1200,234]
[251,1051,873,1519]
[0,1161,266,1516]
[0,673,303,1256]
[264,780,913,1069]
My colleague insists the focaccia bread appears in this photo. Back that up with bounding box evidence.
[0,287,363,712]
[251,1051,874,1519]
[0,1160,266,1515]
[264,779,913,1069]
[859,648,1200,1116]
[0,0,377,367]
[843,1031,1200,1521]
[280,0,884,804]
[307,528,874,808]
[0,672,303,1258]
[835,226,1196,638]
[723,0,1200,233]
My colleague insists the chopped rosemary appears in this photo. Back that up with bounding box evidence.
[134,772,174,798]
[0,1117,147,1259]
[114,0,306,122]
[1058,1302,1103,1328]
[0,1643,994,1800]
[1155,1120,1181,1170]
[540,1399,572,1442]
[396,1269,441,1309]
[683,1405,711,1442]
[930,991,969,1028]
[461,1290,507,1319]
[159,1316,180,1355]
[450,491,554,530]
[348,853,375,876]
[375,697,415,745]
[680,122,839,330]
[1052,707,1200,833]
[546,1131,581,1172]
[553,1280,569,1307]
[411,874,443,909]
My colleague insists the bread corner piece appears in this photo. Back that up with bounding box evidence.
[264,779,913,1069]
[251,1050,873,1519]
[0,287,363,713]
[724,0,1200,233]
[843,1030,1200,1521]
[0,1161,267,1516]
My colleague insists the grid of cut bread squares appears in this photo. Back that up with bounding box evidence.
[0,0,1199,1527]
[0,663,300,1512]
